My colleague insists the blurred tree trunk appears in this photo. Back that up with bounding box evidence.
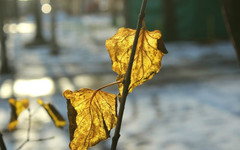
[67,0,84,15]
[81,0,86,14]
[14,0,19,21]
[26,0,47,47]
[0,0,10,74]
[50,0,59,55]
[67,0,72,14]
[72,0,81,15]
[220,0,240,62]
[163,0,177,41]
[109,0,117,26]
[34,0,45,43]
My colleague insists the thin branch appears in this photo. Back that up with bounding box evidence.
[27,108,31,140]
[30,136,55,142]
[16,136,54,150]
[110,0,148,150]
[16,108,31,150]
[16,108,55,150]
[30,105,41,117]
[16,141,28,150]
[0,131,7,150]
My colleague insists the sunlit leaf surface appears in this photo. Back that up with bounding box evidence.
[8,98,29,131]
[106,26,166,95]
[63,88,117,150]
[37,99,66,128]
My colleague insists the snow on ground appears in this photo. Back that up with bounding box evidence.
[116,78,240,150]
[1,12,240,150]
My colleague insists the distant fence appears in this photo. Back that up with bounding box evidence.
[125,0,228,41]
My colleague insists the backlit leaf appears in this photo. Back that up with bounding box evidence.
[37,99,66,128]
[8,98,29,131]
[106,25,167,95]
[63,88,117,150]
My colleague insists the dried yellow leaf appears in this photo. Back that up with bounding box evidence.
[37,99,66,128]
[63,88,117,150]
[106,26,166,95]
[8,98,29,131]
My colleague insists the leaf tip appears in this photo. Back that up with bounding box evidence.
[7,98,29,131]
[7,120,18,131]
[8,98,15,105]
[22,99,29,108]
[37,99,44,105]
[157,38,168,54]
[63,90,73,100]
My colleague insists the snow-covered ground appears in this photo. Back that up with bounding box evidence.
[118,78,240,150]
[1,12,240,150]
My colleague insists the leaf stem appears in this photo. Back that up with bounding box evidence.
[96,81,122,92]
[110,0,148,149]
[90,81,122,101]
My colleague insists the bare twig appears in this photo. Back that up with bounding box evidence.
[16,108,54,150]
[16,108,31,150]
[27,108,31,140]
[30,105,41,117]
[0,131,7,150]
[16,141,28,150]
[30,136,55,142]
[110,0,148,150]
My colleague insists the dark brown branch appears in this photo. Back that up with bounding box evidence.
[220,0,240,64]
[110,0,148,150]
[0,131,7,150]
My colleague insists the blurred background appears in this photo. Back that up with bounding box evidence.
[1,0,240,150]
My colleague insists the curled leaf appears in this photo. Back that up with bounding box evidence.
[37,99,66,128]
[63,88,117,150]
[106,26,166,95]
[8,98,29,131]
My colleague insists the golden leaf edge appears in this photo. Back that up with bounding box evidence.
[63,88,117,150]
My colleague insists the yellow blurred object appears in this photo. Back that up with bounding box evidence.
[8,98,29,131]
[37,99,66,128]
[63,89,117,150]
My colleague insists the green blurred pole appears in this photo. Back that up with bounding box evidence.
[163,0,177,41]
[220,0,240,63]
[123,0,130,27]
[0,0,10,74]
